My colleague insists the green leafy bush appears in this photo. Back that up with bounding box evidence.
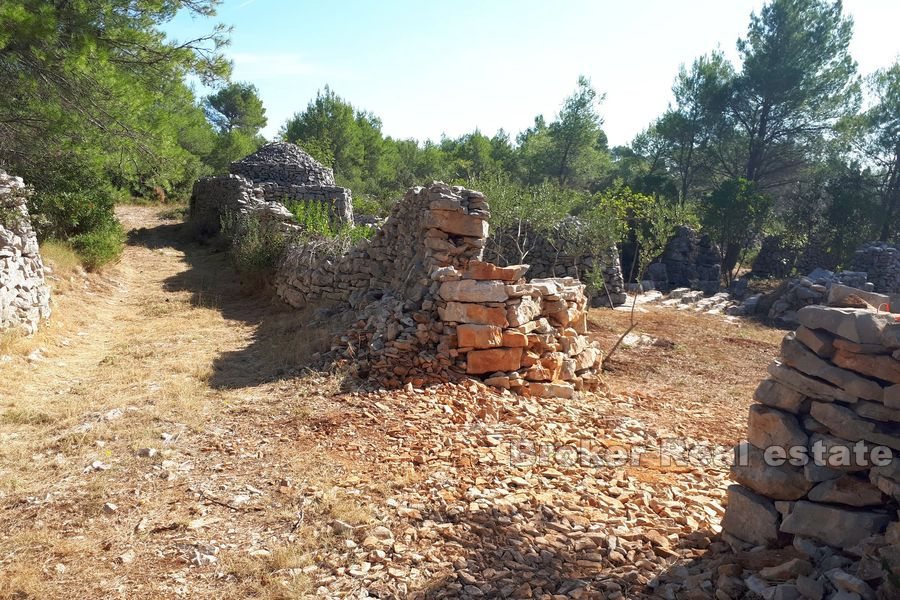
[70,221,125,270]
[28,188,119,241]
[220,211,289,276]
[288,200,375,244]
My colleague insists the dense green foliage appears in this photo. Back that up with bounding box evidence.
[275,0,898,283]
[3,0,897,282]
[0,1,256,268]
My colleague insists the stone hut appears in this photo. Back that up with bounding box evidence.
[0,170,51,334]
[189,142,353,236]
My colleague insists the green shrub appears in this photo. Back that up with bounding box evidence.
[287,200,375,244]
[28,188,119,241]
[70,220,125,270]
[221,212,289,276]
[289,201,333,237]
[352,194,389,218]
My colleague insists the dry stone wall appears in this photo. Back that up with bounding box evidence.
[647,226,722,295]
[275,182,604,397]
[721,305,900,598]
[852,242,900,294]
[189,143,352,237]
[0,170,50,334]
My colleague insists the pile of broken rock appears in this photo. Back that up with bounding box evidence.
[721,305,900,600]
[434,265,603,398]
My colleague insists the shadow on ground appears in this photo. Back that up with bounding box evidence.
[126,220,341,390]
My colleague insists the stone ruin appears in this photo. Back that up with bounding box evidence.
[189,142,353,237]
[0,170,51,335]
[483,217,627,307]
[187,144,606,397]
[273,182,604,397]
[646,225,722,295]
[852,242,900,295]
[721,305,900,599]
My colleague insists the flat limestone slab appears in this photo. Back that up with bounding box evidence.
[797,306,894,345]
[780,500,891,548]
[781,334,883,402]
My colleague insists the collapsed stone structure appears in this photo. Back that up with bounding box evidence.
[647,226,722,295]
[721,305,900,598]
[852,242,900,295]
[274,182,604,397]
[189,143,352,237]
[483,217,627,307]
[0,170,51,335]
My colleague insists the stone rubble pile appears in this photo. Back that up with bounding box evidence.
[744,271,877,326]
[189,143,352,237]
[483,216,627,307]
[658,288,739,315]
[720,305,900,600]
[647,226,722,295]
[276,182,604,397]
[0,170,51,334]
[302,382,732,599]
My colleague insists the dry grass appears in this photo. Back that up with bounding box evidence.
[587,305,785,446]
[0,205,788,598]
[0,206,384,599]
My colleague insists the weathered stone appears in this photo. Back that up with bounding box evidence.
[426,209,488,238]
[500,330,527,348]
[767,362,857,404]
[759,558,813,581]
[795,575,825,600]
[809,433,889,476]
[885,384,900,409]
[466,348,523,375]
[832,349,900,384]
[796,306,893,345]
[748,404,809,451]
[483,374,510,389]
[439,280,509,303]
[808,475,884,507]
[506,296,542,328]
[528,382,575,399]
[781,335,883,402]
[461,261,529,282]
[855,400,900,423]
[439,302,508,327]
[456,324,502,349]
[721,485,782,547]
[780,501,891,548]
[732,442,813,500]
[795,326,835,358]
[810,402,900,451]
[754,379,809,414]
[833,337,891,355]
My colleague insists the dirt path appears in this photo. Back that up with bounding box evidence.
[0,207,784,599]
[1,206,383,598]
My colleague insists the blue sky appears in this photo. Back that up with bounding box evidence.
[166,0,900,145]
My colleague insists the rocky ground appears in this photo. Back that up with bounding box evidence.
[0,206,787,599]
